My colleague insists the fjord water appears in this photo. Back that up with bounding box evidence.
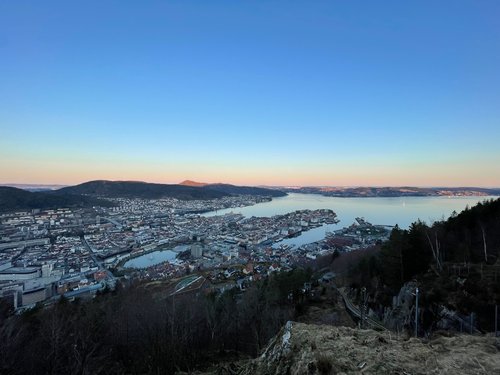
[205,193,496,246]
[123,245,189,269]
[126,194,496,267]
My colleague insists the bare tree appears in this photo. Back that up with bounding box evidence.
[480,223,488,263]
[425,230,442,272]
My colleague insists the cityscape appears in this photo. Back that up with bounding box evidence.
[1,190,390,310]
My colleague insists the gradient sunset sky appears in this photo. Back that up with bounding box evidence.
[1,1,499,187]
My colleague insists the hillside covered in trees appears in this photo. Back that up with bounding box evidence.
[0,186,112,212]
[0,270,312,374]
[340,198,500,334]
[0,180,287,211]
[55,180,286,200]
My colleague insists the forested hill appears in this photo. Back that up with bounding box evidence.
[442,197,500,265]
[377,198,500,291]
[0,186,111,211]
[55,180,227,200]
[54,180,286,200]
[0,181,287,211]
[338,198,500,334]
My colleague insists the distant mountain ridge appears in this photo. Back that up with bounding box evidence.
[179,180,208,187]
[180,180,287,197]
[0,180,287,211]
[55,180,287,199]
[55,180,227,200]
[204,183,287,197]
[285,186,500,197]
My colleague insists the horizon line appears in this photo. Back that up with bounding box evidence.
[1,180,500,190]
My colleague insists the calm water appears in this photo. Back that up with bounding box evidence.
[123,245,189,269]
[205,193,497,247]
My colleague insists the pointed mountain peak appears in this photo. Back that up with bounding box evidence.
[179,180,208,187]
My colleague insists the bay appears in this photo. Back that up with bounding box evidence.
[123,245,189,269]
[204,193,497,247]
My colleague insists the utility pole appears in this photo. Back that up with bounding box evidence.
[415,287,419,338]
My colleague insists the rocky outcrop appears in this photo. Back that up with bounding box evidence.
[205,322,500,375]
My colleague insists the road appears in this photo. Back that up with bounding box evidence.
[82,237,116,282]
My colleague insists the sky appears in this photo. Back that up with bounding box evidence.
[1,1,499,187]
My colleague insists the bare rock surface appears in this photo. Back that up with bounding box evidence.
[199,322,500,375]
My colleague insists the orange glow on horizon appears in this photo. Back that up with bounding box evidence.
[1,161,499,188]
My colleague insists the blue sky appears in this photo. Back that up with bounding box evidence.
[1,1,499,186]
